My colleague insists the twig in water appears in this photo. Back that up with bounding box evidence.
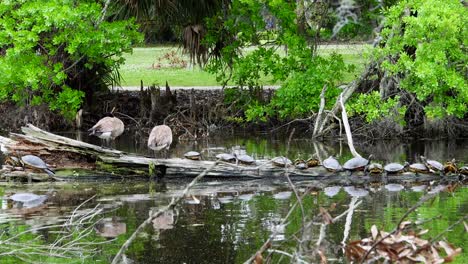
[111,162,219,264]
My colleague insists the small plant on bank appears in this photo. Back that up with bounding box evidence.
[0,0,142,119]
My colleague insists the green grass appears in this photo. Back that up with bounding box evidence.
[119,44,368,87]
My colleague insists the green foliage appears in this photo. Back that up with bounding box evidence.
[374,0,467,119]
[205,0,353,122]
[348,91,406,124]
[0,0,142,119]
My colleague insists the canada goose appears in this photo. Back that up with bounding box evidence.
[88,114,125,141]
[148,125,172,151]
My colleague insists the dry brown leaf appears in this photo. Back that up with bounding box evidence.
[464,221,468,232]
[418,229,429,236]
[407,255,427,262]
[329,203,337,211]
[319,207,333,224]
[371,225,378,240]
[317,249,328,264]
[438,241,462,262]
[254,252,263,264]
[399,221,412,229]
[398,248,412,258]
[380,230,389,238]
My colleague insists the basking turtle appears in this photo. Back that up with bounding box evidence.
[235,154,255,165]
[384,162,408,174]
[20,155,55,176]
[216,153,236,162]
[420,156,444,174]
[368,163,383,175]
[184,151,201,160]
[5,156,21,166]
[306,158,320,167]
[9,192,48,208]
[459,166,468,176]
[343,155,373,173]
[272,156,292,168]
[294,159,307,170]
[443,159,458,174]
[322,156,342,172]
[408,163,429,173]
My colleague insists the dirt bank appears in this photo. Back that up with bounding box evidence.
[0,86,466,139]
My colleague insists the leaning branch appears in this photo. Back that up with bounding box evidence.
[340,93,361,158]
[111,162,219,264]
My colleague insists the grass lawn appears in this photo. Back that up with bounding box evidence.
[119,44,369,87]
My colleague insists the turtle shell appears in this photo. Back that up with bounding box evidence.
[184,151,201,160]
[384,163,406,173]
[343,157,369,171]
[306,158,320,167]
[443,160,458,174]
[236,154,255,164]
[409,163,428,173]
[368,163,383,174]
[5,156,20,166]
[322,156,342,172]
[421,156,443,172]
[21,155,49,169]
[459,166,468,176]
[272,156,292,167]
[9,192,48,208]
[216,153,236,162]
[294,159,307,170]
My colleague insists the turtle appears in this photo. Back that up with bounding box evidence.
[322,156,342,172]
[408,163,429,173]
[271,156,292,168]
[235,154,255,165]
[384,162,408,174]
[443,159,458,174]
[5,156,21,166]
[184,151,201,160]
[306,158,320,167]
[216,153,236,162]
[368,163,383,175]
[459,166,468,176]
[9,192,48,208]
[420,156,444,174]
[294,159,308,170]
[20,155,55,176]
[343,155,373,173]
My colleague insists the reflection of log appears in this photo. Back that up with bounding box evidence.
[0,124,461,182]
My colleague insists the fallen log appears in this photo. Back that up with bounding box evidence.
[0,124,463,182]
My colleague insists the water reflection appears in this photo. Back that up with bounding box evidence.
[0,181,465,263]
[0,131,466,263]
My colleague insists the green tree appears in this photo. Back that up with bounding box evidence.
[0,0,142,119]
[373,0,467,119]
[204,0,353,122]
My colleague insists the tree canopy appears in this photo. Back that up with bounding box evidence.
[0,0,142,119]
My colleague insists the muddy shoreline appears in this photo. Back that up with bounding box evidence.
[0,87,467,139]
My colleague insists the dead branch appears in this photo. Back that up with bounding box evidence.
[341,196,359,245]
[111,162,219,264]
[313,85,328,137]
[340,93,361,158]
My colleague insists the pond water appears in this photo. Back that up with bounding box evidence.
[0,131,467,263]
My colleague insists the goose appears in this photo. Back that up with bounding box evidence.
[88,114,124,143]
[148,125,172,158]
